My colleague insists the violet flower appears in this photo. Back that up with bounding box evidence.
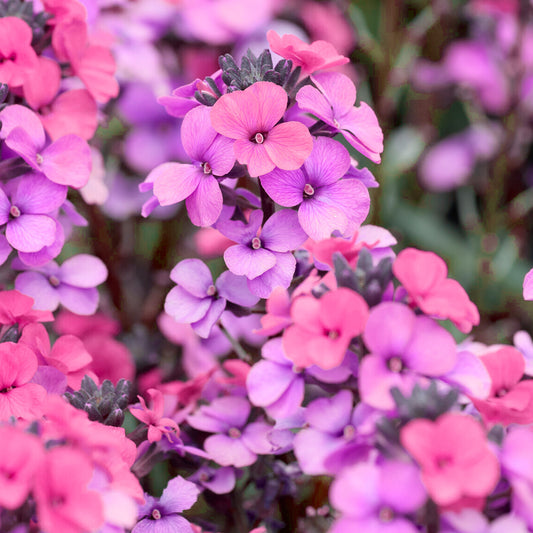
[217,209,307,298]
[133,475,199,533]
[260,137,370,240]
[14,254,108,315]
[164,258,259,339]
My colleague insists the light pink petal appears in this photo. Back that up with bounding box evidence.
[49,335,92,372]
[41,135,92,188]
[181,106,218,161]
[185,176,223,227]
[233,139,275,177]
[59,254,108,288]
[0,105,44,146]
[263,122,313,171]
[204,434,257,467]
[247,81,288,131]
[524,268,533,300]
[23,56,61,110]
[56,285,100,315]
[41,89,98,141]
[6,215,56,252]
[15,271,60,311]
[210,90,256,140]
[260,168,305,207]
[76,45,119,104]
[224,245,276,279]
[152,163,202,206]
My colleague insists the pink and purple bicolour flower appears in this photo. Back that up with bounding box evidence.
[164,258,259,339]
[296,71,384,163]
[142,106,235,226]
[14,254,108,315]
[260,136,370,240]
[217,209,308,298]
[210,81,313,177]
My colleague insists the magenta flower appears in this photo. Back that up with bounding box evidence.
[260,137,370,240]
[145,106,235,226]
[267,30,349,76]
[0,342,46,420]
[296,71,383,163]
[0,17,38,87]
[0,105,92,189]
[15,254,108,315]
[359,302,457,410]
[133,475,199,533]
[0,173,66,254]
[210,81,313,177]
[401,413,499,507]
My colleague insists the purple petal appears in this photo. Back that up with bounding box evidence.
[261,210,307,252]
[132,515,194,533]
[379,460,427,513]
[164,285,212,323]
[0,235,12,266]
[11,173,67,214]
[56,285,99,315]
[264,376,305,419]
[305,137,351,186]
[296,85,335,124]
[0,105,45,146]
[242,421,275,454]
[59,254,108,288]
[41,135,92,188]
[247,359,296,406]
[203,135,235,176]
[216,209,263,244]
[317,179,370,228]
[152,163,202,206]
[31,365,67,395]
[259,168,305,207]
[298,196,348,241]
[5,128,40,171]
[247,251,295,298]
[181,106,217,161]
[204,434,257,467]
[524,268,533,300]
[216,270,259,307]
[441,350,491,399]
[293,429,347,475]
[185,176,223,227]
[191,297,226,339]
[169,259,213,298]
[6,215,56,252]
[201,396,251,428]
[18,221,64,267]
[305,390,353,433]
[311,72,356,116]
[0,188,10,225]
[160,475,200,513]
[200,466,235,494]
[224,245,276,280]
[15,271,60,311]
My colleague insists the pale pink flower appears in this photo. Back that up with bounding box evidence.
[401,413,499,508]
[210,81,313,177]
[267,30,349,75]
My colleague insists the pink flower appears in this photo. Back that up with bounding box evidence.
[210,81,313,177]
[0,17,38,88]
[34,446,105,533]
[282,288,369,370]
[393,248,480,333]
[470,346,533,426]
[0,425,43,509]
[0,289,53,328]
[401,413,499,507]
[267,31,349,76]
[130,388,180,443]
[0,342,46,419]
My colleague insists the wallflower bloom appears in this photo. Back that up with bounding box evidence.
[296,71,383,163]
[210,81,313,177]
[393,248,480,333]
[283,287,369,370]
[470,346,533,426]
[267,30,349,75]
[401,413,499,507]
[260,137,370,240]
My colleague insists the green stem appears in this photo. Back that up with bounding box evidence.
[219,324,251,362]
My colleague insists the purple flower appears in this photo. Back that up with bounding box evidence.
[0,105,91,189]
[164,258,259,339]
[132,475,199,533]
[293,390,375,475]
[14,254,108,315]
[296,71,383,163]
[359,302,457,410]
[142,105,235,227]
[329,459,426,533]
[260,137,370,240]
[187,396,273,467]
[0,172,66,255]
[218,209,307,298]
[189,465,236,494]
